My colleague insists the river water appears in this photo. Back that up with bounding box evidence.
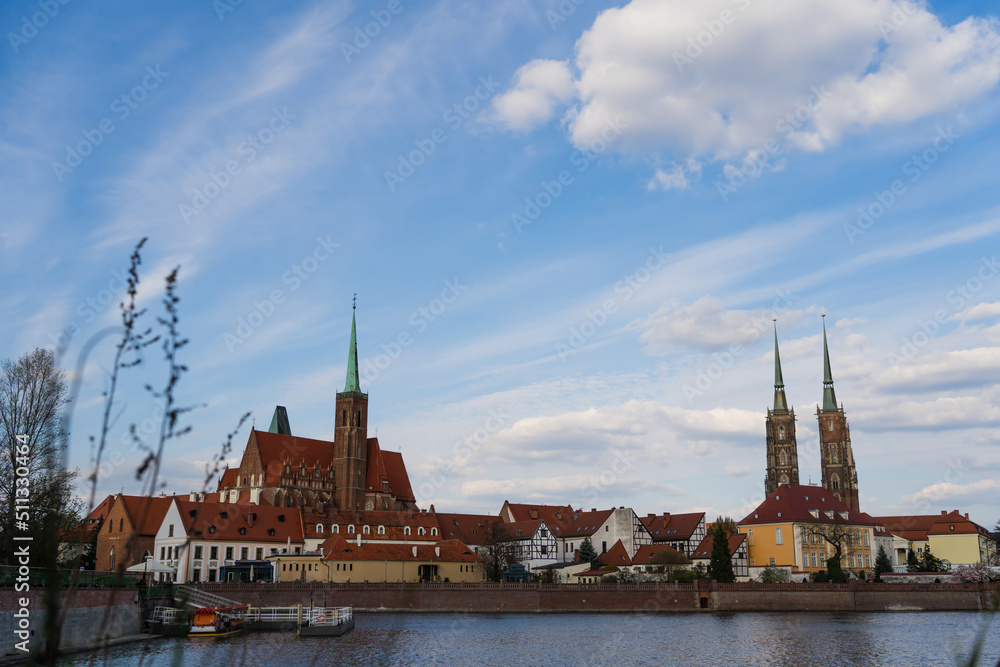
[70,611,998,666]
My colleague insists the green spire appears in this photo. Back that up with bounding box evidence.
[773,321,788,411]
[268,406,291,435]
[344,297,361,393]
[822,315,837,410]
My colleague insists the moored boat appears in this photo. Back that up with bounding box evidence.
[188,605,248,637]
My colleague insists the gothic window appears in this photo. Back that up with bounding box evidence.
[404,527,411,536]
[831,475,840,491]
[342,409,347,426]
[365,499,374,511]
[418,527,426,536]
[780,474,789,485]
[778,425,785,439]
[831,449,838,464]
[109,547,116,571]
[779,451,787,466]
[828,418,834,432]
[357,410,361,426]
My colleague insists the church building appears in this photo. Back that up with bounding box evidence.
[218,304,417,512]
[764,316,860,512]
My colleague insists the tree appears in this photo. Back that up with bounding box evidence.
[805,524,853,583]
[480,520,518,582]
[951,562,999,583]
[0,348,75,567]
[648,547,691,582]
[757,565,789,583]
[906,548,921,572]
[713,516,738,537]
[578,537,599,568]
[874,545,893,580]
[707,523,735,583]
[922,545,945,573]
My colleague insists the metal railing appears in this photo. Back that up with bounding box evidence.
[150,606,181,623]
[243,606,352,625]
[176,584,242,608]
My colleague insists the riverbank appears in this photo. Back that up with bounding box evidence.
[190,580,999,613]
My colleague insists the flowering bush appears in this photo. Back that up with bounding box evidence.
[950,562,1000,583]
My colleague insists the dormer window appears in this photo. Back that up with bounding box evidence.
[348,525,355,534]
[317,524,324,533]
[363,525,371,534]
[378,526,385,535]
[431,528,438,536]
[404,527,411,536]
[332,525,339,533]
[417,527,426,536]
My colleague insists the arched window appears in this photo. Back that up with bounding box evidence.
[775,527,783,545]
[357,410,361,426]
[362,525,371,534]
[779,451,787,466]
[404,527,411,536]
[417,527,426,536]
[332,524,339,534]
[431,527,438,536]
[377,525,385,535]
[778,425,785,439]
[347,525,355,534]
[342,409,347,426]
[831,449,838,464]
[831,475,840,491]
[780,474,789,485]
[316,524,324,533]
[109,547,116,571]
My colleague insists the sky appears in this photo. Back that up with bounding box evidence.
[1,0,999,528]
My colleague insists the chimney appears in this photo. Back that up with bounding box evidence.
[189,492,197,501]
[965,513,969,519]
[647,514,654,520]
[591,508,596,512]
[941,510,947,515]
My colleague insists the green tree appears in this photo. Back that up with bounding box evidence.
[906,548,921,572]
[648,547,691,581]
[578,537,599,568]
[922,545,945,573]
[707,523,735,583]
[826,553,846,583]
[874,544,893,580]
[806,524,850,583]
[713,516,738,536]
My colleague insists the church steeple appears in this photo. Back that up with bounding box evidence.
[822,314,837,410]
[344,294,360,393]
[773,321,788,411]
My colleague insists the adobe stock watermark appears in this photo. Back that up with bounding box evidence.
[360,279,468,383]
[223,235,339,352]
[7,0,71,54]
[877,0,920,39]
[340,0,413,62]
[51,66,169,182]
[581,449,636,504]
[545,0,589,30]
[47,263,137,355]
[180,107,296,223]
[415,408,508,501]
[716,84,830,201]
[887,255,998,365]
[384,76,499,192]
[843,124,960,244]
[511,116,628,233]
[683,288,797,403]
[673,0,753,72]
[213,0,245,21]
[556,245,668,361]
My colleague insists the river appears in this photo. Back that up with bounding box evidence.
[70,611,998,666]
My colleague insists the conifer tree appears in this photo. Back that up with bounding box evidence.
[707,524,735,583]
[874,545,892,580]
[906,548,921,572]
[578,537,599,568]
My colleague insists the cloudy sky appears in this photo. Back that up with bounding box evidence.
[2,0,999,527]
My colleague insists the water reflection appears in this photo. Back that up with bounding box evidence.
[69,611,997,667]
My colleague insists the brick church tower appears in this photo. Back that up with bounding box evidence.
[817,315,860,512]
[333,300,368,511]
[765,322,799,495]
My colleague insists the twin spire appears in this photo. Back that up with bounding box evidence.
[772,315,838,410]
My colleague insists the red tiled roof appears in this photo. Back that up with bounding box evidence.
[378,447,415,502]
[436,513,503,545]
[319,536,479,562]
[563,509,615,538]
[86,495,115,524]
[503,502,575,535]
[175,499,303,543]
[873,511,991,540]
[690,533,746,560]
[598,539,631,566]
[640,512,705,542]
[217,468,238,491]
[119,495,173,537]
[505,520,542,539]
[739,485,876,527]
[631,544,689,565]
[253,430,336,481]
[301,508,439,540]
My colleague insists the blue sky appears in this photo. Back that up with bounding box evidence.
[2,0,999,527]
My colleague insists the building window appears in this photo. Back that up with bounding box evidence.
[541,546,548,555]
[333,525,339,534]
[602,541,607,553]
[775,528,783,545]
[208,569,217,582]
[194,546,203,560]
[348,525,355,534]
[256,548,263,560]
[865,553,871,568]
[225,547,233,561]
[109,547,116,571]
[378,526,385,535]
[828,418,834,432]
[240,547,249,560]
[779,451,787,466]
[160,546,166,560]
[168,524,174,537]
[404,527,411,536]
[210,546,218,560]
[811,552,817,568]
[192,568,201,582]
[418,527,426,536]
[431,528,438,536]
[317,524,324,533]
[119,518,124,532]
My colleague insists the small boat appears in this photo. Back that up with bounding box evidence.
[188,605,248,637]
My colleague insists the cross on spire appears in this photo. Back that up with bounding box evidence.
[353,292,357,310]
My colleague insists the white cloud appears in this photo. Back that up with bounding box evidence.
[490,59,575,132]
[494,0,1000,174]
[900,479,1000,507]
[876,346,1000,391]
[954,301,1000,321]
[648,159,701,192]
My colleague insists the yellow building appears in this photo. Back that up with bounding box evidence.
[874,510,997,567]
[269,535,482,583]
[739,484,877,579]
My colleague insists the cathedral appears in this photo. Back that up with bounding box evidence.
[764,316,860,512]
[217,304,417,512]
